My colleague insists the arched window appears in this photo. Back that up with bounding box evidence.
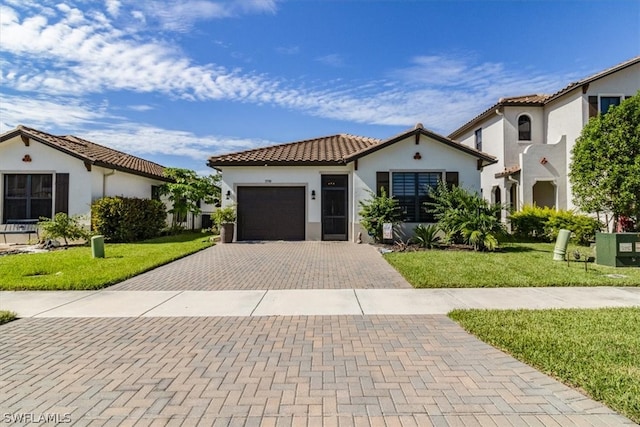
[518,115,531,141]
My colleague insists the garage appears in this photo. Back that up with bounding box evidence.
[236,186,306,241]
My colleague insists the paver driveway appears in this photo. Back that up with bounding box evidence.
[1,316,633,426]
[1,242,636,426]
[112,241,411,290]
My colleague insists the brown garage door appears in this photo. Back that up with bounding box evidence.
[237,187,305,241]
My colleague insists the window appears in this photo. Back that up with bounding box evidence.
[589,95,623,117]
[474,128,482,151]
[3,174,53,222]
[392,172,441,222]
[151,185,162,201]
[518,115,531,140]
[376,172,389,196]
[600,96,621,114]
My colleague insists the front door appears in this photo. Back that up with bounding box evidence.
[321,175,347,241]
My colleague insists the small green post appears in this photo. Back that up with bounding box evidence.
[91,235,105,258]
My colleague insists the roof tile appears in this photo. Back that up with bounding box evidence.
[1,126,168,180]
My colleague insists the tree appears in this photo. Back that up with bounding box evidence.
[569,91,640,231]
[159,168,221,229]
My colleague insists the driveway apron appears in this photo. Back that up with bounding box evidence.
[111,241,411,290]
[0,242,636,426]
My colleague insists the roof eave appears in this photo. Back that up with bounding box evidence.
[347,128,497,165]
[207,160,347,168]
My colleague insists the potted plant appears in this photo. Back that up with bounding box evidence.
[213,204,236,243]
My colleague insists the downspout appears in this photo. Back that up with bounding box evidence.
[102,169,116,197]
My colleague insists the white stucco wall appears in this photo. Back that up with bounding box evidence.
[520,136,567,209]
[0,135,167,223]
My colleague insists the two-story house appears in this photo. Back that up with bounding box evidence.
[449,56,640,222]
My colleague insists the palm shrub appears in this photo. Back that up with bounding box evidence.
[358,189,404,242]
[427,182,505,251]
[412,224,441,249]
[39,213,90,246]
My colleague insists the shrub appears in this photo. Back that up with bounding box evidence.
[412,224,441,249]
[39,213,90,246]
[545,210,603,245]
[358,189,404,243]
[213,205,236,226]
[92,197,166,242]
[509,205,554,239]
[508,205,603,245]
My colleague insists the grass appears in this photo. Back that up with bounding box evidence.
[0,310,17,325]
[449,307,640,424]
[384,242,640,287]
[0,233,213,290]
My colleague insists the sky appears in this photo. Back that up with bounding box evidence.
[1,0,639,176]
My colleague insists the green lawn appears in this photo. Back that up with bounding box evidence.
[384,242,640,287]
[0,310,17,325]
[449,308,640,424]
[0,233,213,290]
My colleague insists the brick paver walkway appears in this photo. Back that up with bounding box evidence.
[1,315,633,426]
[112,242,411,291]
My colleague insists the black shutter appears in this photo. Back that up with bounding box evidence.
[445,172,459,189]
[376,172,389,196]
[588,96,598,118]
[55,173,69,214]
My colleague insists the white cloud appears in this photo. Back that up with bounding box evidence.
[0,94,110,133]
[128,104,154,112]
[81,124,275,160]
[105,0,121,17]
[1,4,575,137]
[316,54,345,68]
[139,0,278,32]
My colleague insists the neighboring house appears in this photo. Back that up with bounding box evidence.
[0,125,173,231]
[207,124,496,242]
[449,56,640,222]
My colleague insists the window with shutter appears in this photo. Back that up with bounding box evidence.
[391,172,441,222]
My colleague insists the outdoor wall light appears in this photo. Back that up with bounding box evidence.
[226,190,231,200]
[311,190,316,200]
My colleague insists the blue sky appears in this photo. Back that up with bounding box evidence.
[1,0,639,176]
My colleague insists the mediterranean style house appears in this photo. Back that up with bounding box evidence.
[448,56,640,223]
[208,124,496,242]
[0,125,173,234]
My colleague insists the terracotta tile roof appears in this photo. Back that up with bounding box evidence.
[207,134,382,166]
[207,124,497,168]
[449,56,640,139]
[0,125,169,181]
[495,165,521,178]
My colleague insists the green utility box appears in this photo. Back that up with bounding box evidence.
[595,232,640,267]
[91,235,105,258]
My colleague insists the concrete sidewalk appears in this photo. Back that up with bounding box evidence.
[2,286,639,318]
